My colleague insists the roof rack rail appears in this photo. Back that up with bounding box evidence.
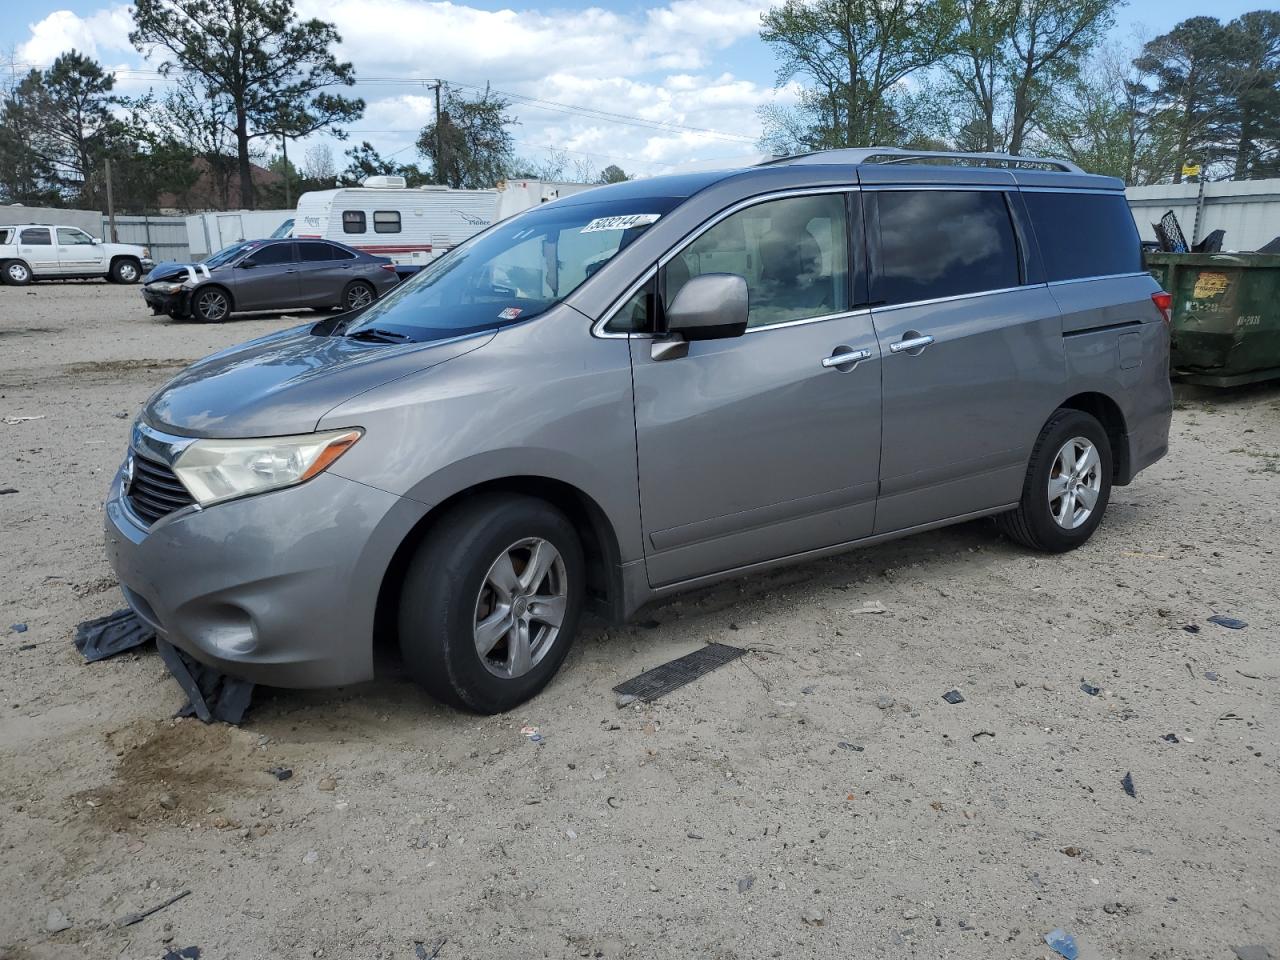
[761,146,1084,174]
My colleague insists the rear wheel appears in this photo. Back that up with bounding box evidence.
[398,495,584,713]
[343,281,375,312]
[997,408,1112,552]
[3,260,32,286]
[192,286,231,323]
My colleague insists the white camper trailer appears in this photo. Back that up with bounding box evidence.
[292,177,597,269]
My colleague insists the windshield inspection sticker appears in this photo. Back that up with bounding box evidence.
[498,307,523,320]
[580,213,661,234]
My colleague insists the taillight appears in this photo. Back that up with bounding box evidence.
[380,263,397,273]
[1151,291,1172,324]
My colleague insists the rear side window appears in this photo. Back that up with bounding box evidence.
[872,190,1019,305]
[20,228,51,245]
[373,210,401,234]
[1023,191,1141,282]
[342,210,366,234]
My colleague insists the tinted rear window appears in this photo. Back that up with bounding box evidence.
[1023,191,1141,282]
[873,190,1019,305]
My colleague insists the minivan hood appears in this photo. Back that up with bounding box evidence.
[146,325,495,438]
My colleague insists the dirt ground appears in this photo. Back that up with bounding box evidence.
[0,280,1277,960]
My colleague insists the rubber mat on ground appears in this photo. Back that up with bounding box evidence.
[612,642,747,702]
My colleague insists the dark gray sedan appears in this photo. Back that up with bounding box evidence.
[142,238,400,322]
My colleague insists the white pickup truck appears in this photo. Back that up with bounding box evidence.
[0,224,154,285]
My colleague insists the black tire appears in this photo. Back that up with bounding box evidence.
[342,280,376,312]
[398,494,585,713]
[997,408,1113,552]
[2,260,32,286]
[191,285,232,323]
[109,258,142,284]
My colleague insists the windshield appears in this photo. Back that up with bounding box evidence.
[202,242,254,268]
[345,196,680,340]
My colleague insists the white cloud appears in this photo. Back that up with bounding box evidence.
[18,6,133,68]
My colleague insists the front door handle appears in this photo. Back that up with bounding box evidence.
[821,347,873,370]
[889,334,935,354]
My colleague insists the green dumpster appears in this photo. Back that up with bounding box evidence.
[1146,251,1280,387]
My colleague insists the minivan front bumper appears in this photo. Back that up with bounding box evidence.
[104,460,429,688]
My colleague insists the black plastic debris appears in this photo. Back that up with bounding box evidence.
[118,889,190,927]
[10,622,27,634]
[613,642,746,702]
[162,948,201,960]
[1121,771,1137,798]
[414,938,447,960]
[1183,624,1201,634]
[74,608,154,662]
[269,767,293,781]
[941,689,965,704]
[1208,615,1247,630]
[0,487,17,496]
[837,741,864,752]
[156,638,254,725]
[1080,682,1102,697]
[1161,733,1180,743]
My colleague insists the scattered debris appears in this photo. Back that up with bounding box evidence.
[269,767,293,781]
[520,725,544,743]
[10,623,27,633]
[852,601,886,614]
[737,875,755,894]
[1204,671,1220,682]
[612,642,746,702]
[45,909,72,933]
[971,730,995,742]
[117,889,191,927]
[874,695,897,710]
[302,850,319,864]
[1080,682,1102,697]
[317,777,337,791]
[615,693,637,709]
[414,939,447,960]
[74,608,153,662]
[2,415,45,424]
[800,904,826,926]
[162,949,201,960]
[1232,947,1274,960]
[1061,846,1083,858]
[156,638,254,725]
[1045,928,1079,959]
[1183,624,1200,634]
[941,689,965,704]
[686,831,704,840]
[158,792,178,810]
[1161,733,1180,743]
[1121,772,1137,798]
[18,643,36,651]
[0,487,17,495]
[1208,615,1247,630]
[837,741,864,752]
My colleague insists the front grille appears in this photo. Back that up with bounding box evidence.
[127,454,196,525]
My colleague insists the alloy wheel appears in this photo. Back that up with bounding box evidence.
[1048,436,1101,530]
[347,284,373,310]
[472,537,568,679]
[118,262,138,281]
[197,290,228,321]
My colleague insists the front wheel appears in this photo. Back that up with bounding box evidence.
[398,494,584,713]
[110,258,141,284]
[996,408,1112,552]
[192,286,231,323]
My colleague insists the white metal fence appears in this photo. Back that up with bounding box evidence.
[103,215,190,264]
[1126,179,1280,252]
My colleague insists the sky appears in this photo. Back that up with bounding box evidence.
[1,0,1268,180]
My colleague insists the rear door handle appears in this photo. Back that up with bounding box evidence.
[821,348,873,370]
[889,335,935,354]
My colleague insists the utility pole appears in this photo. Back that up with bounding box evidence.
[432,81,446,186]
[104,157,118,242]
[281,132,292,209]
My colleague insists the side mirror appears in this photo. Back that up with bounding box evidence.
[665,273,748,341]
[238,257,256,268]
[91,237,101,244]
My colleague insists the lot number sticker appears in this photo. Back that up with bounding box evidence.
[580,214,661,233]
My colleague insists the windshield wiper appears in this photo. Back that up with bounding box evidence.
[346,327,413,343]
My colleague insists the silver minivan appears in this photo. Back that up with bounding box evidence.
[105,148,1172,713]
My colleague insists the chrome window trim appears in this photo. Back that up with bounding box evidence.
[1019,187,1129,196]
[592,185,859,339]
[872,283,1045,314]
[861,183,1011,192]
[1047,271,1151,287]
[745,307,871,334]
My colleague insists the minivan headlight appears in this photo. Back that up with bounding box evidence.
[172,429,362,506]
